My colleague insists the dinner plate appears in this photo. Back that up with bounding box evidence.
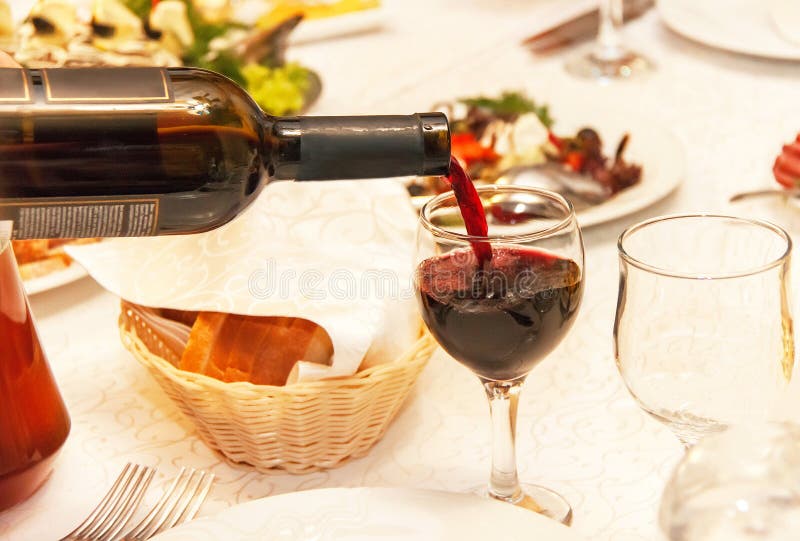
[23,263,89,295]
[411,108,685,229]
[150,487,586,541]
[233,1,385,45]
[556,108,684,228]
[288,7,385,45]
[658,0,800,61]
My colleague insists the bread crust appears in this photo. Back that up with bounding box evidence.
[178,313,333,386]
[13,239,100,280]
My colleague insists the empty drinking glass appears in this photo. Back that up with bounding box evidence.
[566,0,653,80]
[614,215,794,447]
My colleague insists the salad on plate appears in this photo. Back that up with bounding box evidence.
[0,0,321,115]
[407,91,643,210]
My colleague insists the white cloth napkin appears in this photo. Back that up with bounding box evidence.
[67,180,421,383]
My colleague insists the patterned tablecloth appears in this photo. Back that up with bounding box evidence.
[4,1,800,539]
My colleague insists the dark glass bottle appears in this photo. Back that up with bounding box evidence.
[0,67,450,239]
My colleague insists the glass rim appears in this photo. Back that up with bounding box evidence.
[419,184,576,243]
[618,213,792,280]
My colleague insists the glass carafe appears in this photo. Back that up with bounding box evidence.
[0,237,70,511]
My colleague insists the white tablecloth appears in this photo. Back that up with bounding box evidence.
[4,1,800,539]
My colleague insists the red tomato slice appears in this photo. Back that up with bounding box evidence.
[772,136,800,188]
[451,133,499,167]
[774,164,799,188]
[783,141,800,158]
[564,151,585,172]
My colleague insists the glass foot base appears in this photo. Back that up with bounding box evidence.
[565,49,653,81]
[474,483,573,525]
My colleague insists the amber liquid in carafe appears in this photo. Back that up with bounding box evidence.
[0,242,70,511]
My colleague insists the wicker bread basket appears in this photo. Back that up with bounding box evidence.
[119,303,435,474]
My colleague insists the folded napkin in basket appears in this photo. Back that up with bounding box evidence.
[67,180,421,383]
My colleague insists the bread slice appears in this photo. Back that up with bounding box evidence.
[179,313,333,386]
[17,254,71,281]
[13,238,101,280]
[11,240,50,265]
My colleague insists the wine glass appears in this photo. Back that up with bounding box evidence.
[614,215,794,448]
[414,185,585,524]
[565,0,653,80]
[660,423,800,540]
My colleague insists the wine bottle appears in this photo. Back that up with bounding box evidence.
[0,67,450,239]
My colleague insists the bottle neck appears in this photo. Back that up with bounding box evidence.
[267,114,451,181]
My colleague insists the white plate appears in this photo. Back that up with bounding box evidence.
[23,263,89,295]
[557,108,684,228]
[412,109,684,229]
[150,487,586,541]
[288,8,384,45]
[233,1,385,45]
[658,0,800,61]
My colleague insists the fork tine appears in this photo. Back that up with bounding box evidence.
[136,469,196,539]
[60,463,135,541]
[121,467,191,541]
[97,466,155,541]
[60,462,152,541]
[175,471,214,525]
[150,470,202,535]
[157,470,214,533]
[85,465,153,541]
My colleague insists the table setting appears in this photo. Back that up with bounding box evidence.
[3,0,800,540]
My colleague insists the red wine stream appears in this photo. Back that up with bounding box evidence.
[445,156,492,265]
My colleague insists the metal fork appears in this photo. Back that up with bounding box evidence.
[60,463,156,541]
[116,467,215,541]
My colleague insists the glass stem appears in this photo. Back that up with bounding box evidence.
[483,377,525,503]
[594,0,626,62]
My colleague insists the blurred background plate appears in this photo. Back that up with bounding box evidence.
[24,264,88,296]
[286,6,384,44]
[658,0,800,60]
[556,108,684,228]
[150,487,586,541]
[233,0,386,45]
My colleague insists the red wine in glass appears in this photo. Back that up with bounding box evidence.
[416,246,583,381]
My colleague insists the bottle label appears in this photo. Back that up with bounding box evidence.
[0,198,160,239]
[0,69,32,103]
[40,68,173,104]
